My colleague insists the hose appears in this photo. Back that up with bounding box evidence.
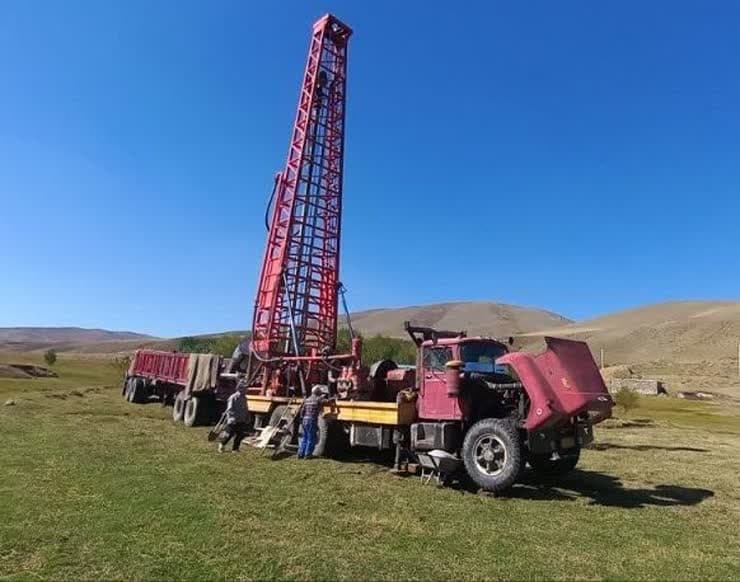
[264,174,280,232]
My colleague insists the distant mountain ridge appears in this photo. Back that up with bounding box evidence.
[0,302,570,353]
[344,301,572,339]
[7,301,740,373]
[0,327,157,344]
[519,300,740,365]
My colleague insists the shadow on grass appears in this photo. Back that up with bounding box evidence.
[589,443,709,453]
[503,469,714,508]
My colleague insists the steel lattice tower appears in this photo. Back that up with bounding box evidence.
[251,14,352,358]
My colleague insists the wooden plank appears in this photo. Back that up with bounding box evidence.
[245,396,417,426]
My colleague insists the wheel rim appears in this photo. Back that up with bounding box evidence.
[473,434,507,476]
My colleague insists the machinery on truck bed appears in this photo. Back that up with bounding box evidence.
[123,13,614,493]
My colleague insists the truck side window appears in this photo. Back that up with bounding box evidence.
[423,346,453,371]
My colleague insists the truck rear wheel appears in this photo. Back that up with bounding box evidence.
[529,449,580,477]
[296,414,335,457]
[269,407,340,457]
[172,392,186,422]
[462,418,522,493]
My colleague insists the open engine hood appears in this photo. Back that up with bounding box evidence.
[496,337,613,431]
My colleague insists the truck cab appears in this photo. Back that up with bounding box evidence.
[417,337,509,421]
[405,323,613,493]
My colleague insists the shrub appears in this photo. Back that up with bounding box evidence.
[43,349,57,366]
[613,388,640,416]
[177,335,242,358]
[111,355,131,378]
[337,328,416,365]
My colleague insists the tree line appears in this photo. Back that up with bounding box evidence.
[176,328,416,365]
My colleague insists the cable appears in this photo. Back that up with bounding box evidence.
[264,173,280,232]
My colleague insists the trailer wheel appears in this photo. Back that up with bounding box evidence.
[123,377,133,400]
[126,377,141,403]
[122,377,131,398]
[462,418,522,493]
[529,448,580,477]
[183,395,210,427]
[172,392,186,423]
[129,378,147,404]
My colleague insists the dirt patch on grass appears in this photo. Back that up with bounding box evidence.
[44,386,102,400]
[0,365,31,379]
[601,418,656,429]
[0,364,57,379]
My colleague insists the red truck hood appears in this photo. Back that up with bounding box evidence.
[496,337,613,431]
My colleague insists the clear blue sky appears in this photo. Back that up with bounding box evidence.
[1,1,738,337]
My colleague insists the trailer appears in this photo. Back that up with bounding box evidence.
[123,350,229,426]
[123,13,614,493]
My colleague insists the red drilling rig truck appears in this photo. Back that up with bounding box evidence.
[123,13,613,493]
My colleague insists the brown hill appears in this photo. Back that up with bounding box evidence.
[0,303,569,354]
[0,328,159,355]
[521,301,740,364]
[345,302,572,339]
[0,327,156,344]
[519,301,740,399]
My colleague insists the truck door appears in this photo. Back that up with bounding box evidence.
[419,345,461,420]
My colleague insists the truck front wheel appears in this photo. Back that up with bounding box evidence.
[528,449,580,477]
[462,418,522,493]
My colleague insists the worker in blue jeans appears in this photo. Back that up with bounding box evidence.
[298,386,331,459]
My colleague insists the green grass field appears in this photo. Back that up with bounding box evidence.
[1,354,739,580]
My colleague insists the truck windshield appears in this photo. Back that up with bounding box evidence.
[460,342,507,365]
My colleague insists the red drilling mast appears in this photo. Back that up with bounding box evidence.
[248,14,362,397]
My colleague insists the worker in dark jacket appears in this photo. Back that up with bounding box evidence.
[227,336,251,374]
[218,381,250,453]
[297,385,331,459]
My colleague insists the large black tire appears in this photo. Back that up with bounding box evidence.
[270,406,341,457]
[172,392,186,423]
[528,448,580,477]
[183,395,211,427]
[122,377,131,398]
[126,377,142,403]
[129,378,147,404]
[295,414,334,457]
[124,377,134,401]
[462,418,523,493]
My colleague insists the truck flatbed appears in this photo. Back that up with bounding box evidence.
[246,395,416,426]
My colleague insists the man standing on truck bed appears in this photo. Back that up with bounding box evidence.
[218,381,250,453]
[297,386,331,459]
